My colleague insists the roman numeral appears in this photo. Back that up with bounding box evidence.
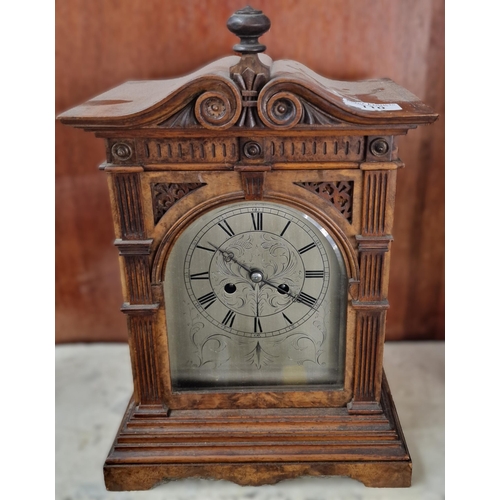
[222,310,236,327]
[196,244,215,253]
[282,313,293,325]
[251,212,263,230]
[197,291,217,309]
[305,270,324,278]
[190,271,210,280]
[298,242,316,254]
[296,291,317,308]
[280,220,291,236]
[218,220,235,237]
[254,317,263,333]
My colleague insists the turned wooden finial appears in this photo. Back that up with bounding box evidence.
[227,6,271,54]
[226,6,272,127]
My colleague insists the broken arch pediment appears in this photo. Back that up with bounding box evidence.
[58,54,437,132]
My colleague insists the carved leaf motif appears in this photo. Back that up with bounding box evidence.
[157,101,199,128]
[232,68,267,127]
[300,100,342,125]
[151,182,205,224]
[295,181,354,223]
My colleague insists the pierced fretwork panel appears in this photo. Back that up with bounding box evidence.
[151,182,206,224]
[295,181,354,223]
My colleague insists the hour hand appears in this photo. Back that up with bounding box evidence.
[260,278,297,300]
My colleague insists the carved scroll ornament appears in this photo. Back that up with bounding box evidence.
[158,77,343,131]
[159,7,344,131]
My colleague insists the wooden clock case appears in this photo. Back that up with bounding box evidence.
[58,6,437,491]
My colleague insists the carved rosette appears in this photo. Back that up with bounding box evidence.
[195,90,241,130]
[111,142,133,162]
[259,91,303,129]
[157,78,242,129]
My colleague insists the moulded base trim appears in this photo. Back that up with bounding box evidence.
[104,370,411,490]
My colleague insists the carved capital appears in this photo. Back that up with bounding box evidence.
[121,303,160,315]
[115,239,153,256]
[356,235,393,252]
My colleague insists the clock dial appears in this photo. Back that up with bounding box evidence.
[164,202,347,390]
[184,205,330,337]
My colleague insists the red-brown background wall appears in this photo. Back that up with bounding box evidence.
[55,0,444,343]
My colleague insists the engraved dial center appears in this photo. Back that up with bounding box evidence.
[250,270,264,283]
[184,204,335,336]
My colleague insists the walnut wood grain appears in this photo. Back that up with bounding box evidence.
[59,55,436,129]
[103,371,410,489]
[105,461,412,489]
[57,2,440,489]
[112,173,146,239]
[55,0,444,344]
[127,313,161,404]
[351,311,386,403]
[347,167,397,412]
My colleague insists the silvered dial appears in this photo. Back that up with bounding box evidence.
[184,205,330,337]
[164,201,347,389]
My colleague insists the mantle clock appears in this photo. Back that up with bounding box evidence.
[58,7,437,490]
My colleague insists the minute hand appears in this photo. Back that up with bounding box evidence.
[207,241,316,309]
[207,241,253,274]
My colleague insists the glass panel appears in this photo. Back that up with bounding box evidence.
[164,201,347,390]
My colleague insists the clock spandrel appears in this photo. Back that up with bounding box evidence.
[164,202,347,389]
